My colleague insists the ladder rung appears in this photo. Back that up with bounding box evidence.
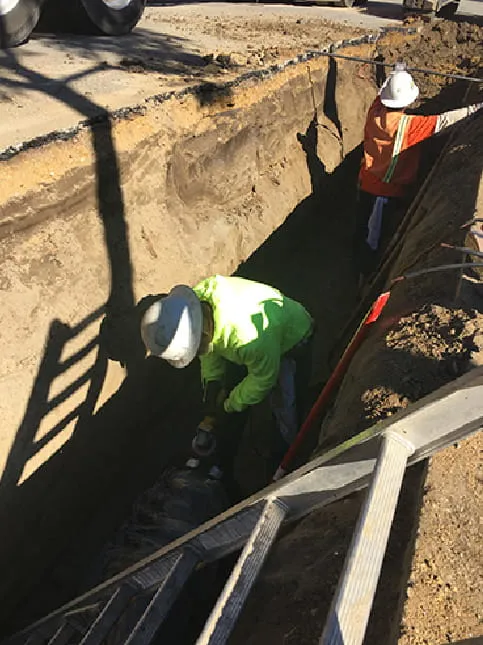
[125,548,199,645]
[64,603,101,634]
[320,431,415,645]
[196,499,287,645]
[47,622,75,645]
[79,584,136,645]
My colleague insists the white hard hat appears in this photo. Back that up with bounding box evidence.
[380,69,419,109]
[140,285,203,368]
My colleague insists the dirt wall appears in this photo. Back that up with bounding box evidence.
[0,49,376,632]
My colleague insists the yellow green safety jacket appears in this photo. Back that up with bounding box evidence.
[193,275,313,414]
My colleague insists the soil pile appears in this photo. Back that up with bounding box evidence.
[146,8,370,69]
[377,20,483,110]
[360,305,482,428]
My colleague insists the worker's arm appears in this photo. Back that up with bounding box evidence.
[223,344,280,413]
[199,352,226,386]
[406,103,482,146]
[435,103,483,133]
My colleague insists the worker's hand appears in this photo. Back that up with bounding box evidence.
[191,401,230,458]
[191,422,216,457]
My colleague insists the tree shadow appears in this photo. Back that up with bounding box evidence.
[22,24,207,72]
[0,23,229,154]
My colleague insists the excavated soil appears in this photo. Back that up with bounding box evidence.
[399,436,482,645]
[377,20,483,107]
[143,8,370,67]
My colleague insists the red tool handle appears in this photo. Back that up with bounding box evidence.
[273,291,391,481]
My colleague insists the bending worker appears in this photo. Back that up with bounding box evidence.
[356,62,482,280]
[140,275,314,479]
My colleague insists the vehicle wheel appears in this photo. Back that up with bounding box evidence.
[353,0,368,5]
[36,0,146,37]
[83,0,146,35]
[0,0,41,48]
[436,1,459,18]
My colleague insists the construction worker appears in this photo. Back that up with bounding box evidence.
[356,62,482,280]
[140,275,314,481]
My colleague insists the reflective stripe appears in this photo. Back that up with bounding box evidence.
[383,114,410,183]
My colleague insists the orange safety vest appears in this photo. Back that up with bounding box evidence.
[359,97,438,198]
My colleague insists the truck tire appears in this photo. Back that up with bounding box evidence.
[436,1,459,17]
[82,0,147,36]
[36,0,145,37]
[0,0,41,48]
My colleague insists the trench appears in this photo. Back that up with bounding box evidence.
[1,98,365,645]
[0,47,374,637]
[0,39,480,644]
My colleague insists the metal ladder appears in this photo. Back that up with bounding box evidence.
[4,367,483,645]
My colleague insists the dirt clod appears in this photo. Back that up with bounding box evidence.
[361,304,482,424]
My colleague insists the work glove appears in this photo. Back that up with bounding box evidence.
[189,380,232,463]
[192,417,217,457]
[191,399,230,454]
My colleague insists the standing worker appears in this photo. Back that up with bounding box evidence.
[140,275,314,484]
[355,62,482,281]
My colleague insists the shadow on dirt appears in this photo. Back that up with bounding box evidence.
[30,24,207,71]
[0,24,223,150]
[0,50,355,638]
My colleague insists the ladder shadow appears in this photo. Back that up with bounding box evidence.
[0,308,107,497]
